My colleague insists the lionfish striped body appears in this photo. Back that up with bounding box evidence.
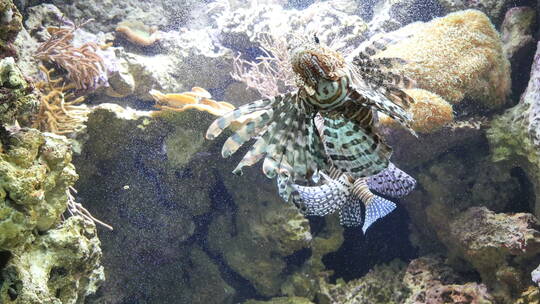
[206,34,416,182]
[277,115,416,233]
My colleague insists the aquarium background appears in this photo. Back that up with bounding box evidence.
[1,0,540,303]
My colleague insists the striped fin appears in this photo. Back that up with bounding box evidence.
[354,30,413,60]
[206,94,285,140]
[367,162,416,198]
[222,109,274,157]
[339,198,364,227]
[321,115,392,179]
[291,174,352,216]
[350,84,416,136]
[362,196,396,233]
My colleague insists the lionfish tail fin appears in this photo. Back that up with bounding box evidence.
[339,198,363,227]
[291,175,351,216]
[367,163,416,198]
[362,196,396,233]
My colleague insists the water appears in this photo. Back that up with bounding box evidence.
[1,0,540,303]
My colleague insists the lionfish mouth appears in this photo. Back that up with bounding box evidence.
[289,44,346,85]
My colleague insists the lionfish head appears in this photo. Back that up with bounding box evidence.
[289,35,347,89]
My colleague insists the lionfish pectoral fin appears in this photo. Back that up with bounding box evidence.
[367,163,416,198]
[362,196,396,233]
[322,115,392,179]
[339,198,363,227]
[351,85,416,137]
[292,175,351,216]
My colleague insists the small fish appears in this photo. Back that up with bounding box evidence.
[277,114,416,233]
[206,34,416,182]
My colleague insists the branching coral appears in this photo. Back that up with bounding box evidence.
[231,34,296,99]
[150,87,235,116]
[33,65,90,134]
[34,19,107,91]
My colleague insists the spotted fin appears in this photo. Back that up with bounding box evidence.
[321,115,392,178]
[291,174,352,216]
[367,162,416,198]
[339,198,364,227]
[362,196,396,233]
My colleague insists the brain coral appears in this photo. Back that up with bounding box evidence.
[375,9,511,108]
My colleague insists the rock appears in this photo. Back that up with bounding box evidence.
[320,259,411,304]
[368,0,444,34]
[244,297,314,304]
[501,7,536,97]
[438,0,515,25]
[487,41,540,219]
[0,57,39,126]
[404,256,495,303]
[374,10,511,108]
[0,216,104,304]
[207,164,312,296]
[0,128,78,250]
[532,264,540,287]
[0,0,22,58]
[446,207,540,301]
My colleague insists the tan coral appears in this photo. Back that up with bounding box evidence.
[33,65,90,134]
[374,10,511,108]
[379,88,454,133]
[115,20,161,46]
[150,87,235,117]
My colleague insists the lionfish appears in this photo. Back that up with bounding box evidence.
[277,115,416,233]
[206,33,416,182]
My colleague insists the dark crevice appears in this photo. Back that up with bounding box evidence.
[283,248,312,276]
[507,167,536,213]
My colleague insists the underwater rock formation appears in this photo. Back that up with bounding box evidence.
[488,41,540,220]
[438,0,516,24]
[0,216,104,304]
[0,57,38,126]
[0,128,77,250]
[0,0,22,58]
[446,207,540,301]
[375,9,511,108]
[0,125,104,303]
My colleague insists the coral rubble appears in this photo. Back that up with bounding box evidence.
[0,57,38,126]
[0,0,22,58]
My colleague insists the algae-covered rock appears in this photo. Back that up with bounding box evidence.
[0,127,77,251]
[374,10,511,108]
[0,216,104,304]
[403,256,495,304]
[0,57,38,126]
[438,0,515,24]
[0,0,22,58]
[207,165,312,296]
[320,259,410,304]
[244,297,314,304]
[446,207,540,301]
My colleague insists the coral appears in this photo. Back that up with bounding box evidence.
[374,10,511,108]
[320,259,411,304]
[34,20,107,91]
[445,207,540,301]
[403,256,495,304]
[0,216,104,304]
[0,128,78,250]
[438,0,514,24]
[0,0,22,58]
[33,65,90,135]
[150,87,235,117]
[115,20,161,47]
[0,57,39,126]
[379,88,453,133]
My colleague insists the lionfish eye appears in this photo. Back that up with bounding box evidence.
[313,34,320,44]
